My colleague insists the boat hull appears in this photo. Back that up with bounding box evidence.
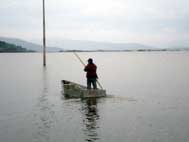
[62,80,106,98]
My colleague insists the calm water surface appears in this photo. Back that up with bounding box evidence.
[0,52,189,142]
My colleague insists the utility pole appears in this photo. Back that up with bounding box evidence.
[43,0,46,66]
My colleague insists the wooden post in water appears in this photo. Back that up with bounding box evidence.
[42,0,46,66]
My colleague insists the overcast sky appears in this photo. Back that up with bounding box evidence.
[0,0,189,47]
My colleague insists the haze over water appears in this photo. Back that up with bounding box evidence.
[0,51,189,142]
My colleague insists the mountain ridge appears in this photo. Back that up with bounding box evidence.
[0,37,157,51]
[3,36,188,52]
[46,38,157,51]
[0,37,61,52]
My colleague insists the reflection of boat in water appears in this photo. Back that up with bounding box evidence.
[61,80,106,98]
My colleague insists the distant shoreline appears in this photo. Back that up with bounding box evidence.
[1,49,189,53]
[61,49,189,52]
[1,37,189,53]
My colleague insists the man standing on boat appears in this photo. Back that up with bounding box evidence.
[84,58,98,89]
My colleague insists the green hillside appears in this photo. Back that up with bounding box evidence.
[0,41,34,52]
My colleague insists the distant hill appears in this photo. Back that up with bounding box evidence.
[47,39,156,51]
[1,36,189,52]
[0,37,62,52]
[0,41,33,52]
[0,37,157,51]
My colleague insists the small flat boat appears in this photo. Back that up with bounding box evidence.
[61,80,106,98]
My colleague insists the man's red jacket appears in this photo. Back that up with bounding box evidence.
[84,63,98,78]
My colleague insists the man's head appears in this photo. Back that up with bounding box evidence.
[88,58,93,64]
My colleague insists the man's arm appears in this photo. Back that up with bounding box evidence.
[84,66,88,72]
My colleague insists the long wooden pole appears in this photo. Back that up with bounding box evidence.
[73,52,103,89]
[43,0,46,66]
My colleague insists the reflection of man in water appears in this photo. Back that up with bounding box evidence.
[84,58,98,89]
[86,98,97,113]
[82,98,99,142]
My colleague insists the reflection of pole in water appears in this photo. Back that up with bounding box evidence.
[81,98,100,142]
[33,67,55,142]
